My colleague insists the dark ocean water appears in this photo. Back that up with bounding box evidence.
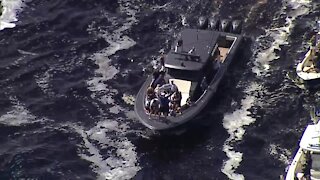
[0,0,320,179]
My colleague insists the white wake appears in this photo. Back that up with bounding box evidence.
[73,120,140,180]
[83,0,142,179]
[221,0,312,179]
[0,0,26,30]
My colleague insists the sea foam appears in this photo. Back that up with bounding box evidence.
[0,0,26,30]
[221,0,312,179]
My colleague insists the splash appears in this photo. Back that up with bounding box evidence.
[34,70,51,94]
[252,0,312,76]
[0,97,47,126]
[83,1,141,179]
[0,0,26,30]
[74,120,140,180]
[221,83,259,180]
[269,143,291,165]
[86,0,139,107]
[221,0,312,179]
[122,94,135,106]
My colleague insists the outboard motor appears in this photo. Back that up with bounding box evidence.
[198,16,208,30]
[208,16,220,31]
[220,19,231,32]
[231,20,242,34]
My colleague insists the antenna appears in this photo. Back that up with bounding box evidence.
[188,47,195,54]
[175,39,183,52]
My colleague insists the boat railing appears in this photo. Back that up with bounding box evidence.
[172,51,201,62]
[194,89,208,104]
[226,35,237,54]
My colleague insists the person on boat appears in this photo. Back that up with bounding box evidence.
[151,73,166,88]
[169,109,176,117]
[149,98,161,116]
[315,58,320,69]
[175,106,181,114]
[159,55,165,66]
[170,91,182,112]
[156,82,177,98]
[310,34,317,57]
[147,86,156,98]
[151,55,166,88]
[180,97,192,111]
[300,151,312,180]
[159,92,170,116]
[152,67,164,87]
[170,80,178,94]
[154,84,161,96]
[147,86,156,101]
[145,98,151,113]
[213,49,221,71]
[151,67,161,88]
[145,87,156,113]
[313,32,320,68]
[304,34,320,73]
[200,76,208,92]
[158,83,171,92]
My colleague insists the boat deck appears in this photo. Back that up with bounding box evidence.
[218,47,229,63]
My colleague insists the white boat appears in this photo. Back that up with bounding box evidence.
[286,120,320,180]
[296,20,320,88]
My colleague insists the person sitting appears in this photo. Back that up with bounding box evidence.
[180,97,192,111]
[149,98,161,116]
[305,58,320,73]
[145,87,155,113]
[302,151,312,178]
[147,86,156,98]
[169,109,176,117]
[154,84,161,95]
[156,83,172,98]
[170,91,182,110]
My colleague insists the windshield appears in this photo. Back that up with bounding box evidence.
[167,68,200,81]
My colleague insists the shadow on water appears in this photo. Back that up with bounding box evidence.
[133,112,228,179]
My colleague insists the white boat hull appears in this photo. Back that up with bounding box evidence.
[286,148,305,180]
[296,31,320,87]
[286,122,320,180]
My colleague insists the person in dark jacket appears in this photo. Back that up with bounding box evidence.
[159,92,170,116]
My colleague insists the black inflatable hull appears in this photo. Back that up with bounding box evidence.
[135,29,243,131]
